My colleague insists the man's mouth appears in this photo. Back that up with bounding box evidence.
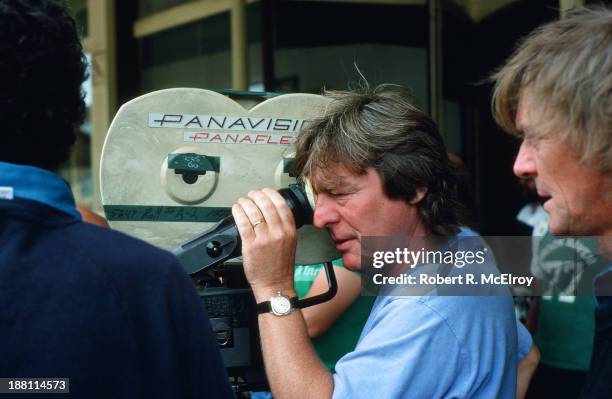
[537,188,552,202]
[537,189,549,197]
[333,238,353,251]
[538,192,553,208]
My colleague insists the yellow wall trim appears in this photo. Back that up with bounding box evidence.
[134,0,243,38]
[308,0,425,4]
[560,0,584,18]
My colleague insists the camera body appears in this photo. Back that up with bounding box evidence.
[198,270,267,391]
[175,183,337,391]
[100,89,340,392]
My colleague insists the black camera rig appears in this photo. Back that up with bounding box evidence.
[173,185,337,395]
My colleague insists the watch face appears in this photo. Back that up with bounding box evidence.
[271,295,292,315]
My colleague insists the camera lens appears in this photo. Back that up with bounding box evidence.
[173,184,315,275]
[278,184,313,229]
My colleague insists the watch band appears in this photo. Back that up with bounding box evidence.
[256,296,300,314]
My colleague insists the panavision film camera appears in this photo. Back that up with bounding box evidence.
[100,89,340,394]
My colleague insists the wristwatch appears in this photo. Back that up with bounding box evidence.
[256,291,299,316]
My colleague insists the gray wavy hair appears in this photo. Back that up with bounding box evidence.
[491,6,612,172]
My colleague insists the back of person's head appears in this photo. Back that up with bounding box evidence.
[295,84,464,236]
[0,0,87,171]
[492,6,612,172]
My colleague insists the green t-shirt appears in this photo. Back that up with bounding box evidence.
[294,260,375,372]
[532,234,606,370]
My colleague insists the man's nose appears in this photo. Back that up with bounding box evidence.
[513,140,537,179]
[313,196,339,229]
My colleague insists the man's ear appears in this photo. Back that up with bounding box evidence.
[409,187,427,205]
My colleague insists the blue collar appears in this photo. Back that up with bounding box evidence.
[595,263,612,307]
[0,162,81,219]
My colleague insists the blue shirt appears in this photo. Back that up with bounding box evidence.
[333,296,519,398]
[332,231,529,398]
[0,162,232,398]
[594,264,612,307]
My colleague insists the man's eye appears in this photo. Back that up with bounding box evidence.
[524,132,550,144]
[523,136,540,147]
[329,191,346,197]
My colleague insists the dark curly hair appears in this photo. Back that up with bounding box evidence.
[0,0,87,170]
[295,84,465,236]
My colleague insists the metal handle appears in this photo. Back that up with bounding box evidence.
[298,261,338,309]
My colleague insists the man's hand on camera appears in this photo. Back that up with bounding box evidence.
[232,188,332,399]
[232,188,297,301]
